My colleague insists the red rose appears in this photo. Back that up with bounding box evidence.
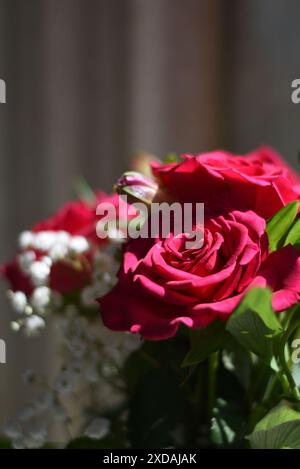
[1,192,120,295]
[100,210,300,340]
[152,147,300,219]
[32,191,119,244]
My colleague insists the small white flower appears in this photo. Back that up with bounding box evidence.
[25,435,45,449]
[18,231,34,249]
[12,436,26,449]
[84,418,110,440]
[52,401,67,422]
[4,421,22,439]
[80,286,98,307]
[67,337,87,358]
[33,392,53,412]
[40,256,52,267]
[30,286,51,312]
[10,320,21,332]
[55,230,71,245]
[25,315,46,336]
[24,304,33,316]
[54,370,76,396]
[107,228,125,244]
[49,243,69,261]
[33,231,56,251]
[93,251,111,270]
[18,250,36,274]
[9,291,27,314]
[85,365,99,383]
[19,404,36,422]
[29,261,50,286]
[27,420,48,441]
[69,236,89,254]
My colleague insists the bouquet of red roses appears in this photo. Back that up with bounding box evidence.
[2,147,300,449]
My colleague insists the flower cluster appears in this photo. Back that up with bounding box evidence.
[1,190,140,448]
[100,147,300,340]
[2,192,123,334]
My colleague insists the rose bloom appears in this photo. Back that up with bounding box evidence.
[2,192,120,295]
[100,209,300,340]
[152,147,300,219]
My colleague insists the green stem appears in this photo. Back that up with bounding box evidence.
[207,352,219,421]
[277,314,300,400]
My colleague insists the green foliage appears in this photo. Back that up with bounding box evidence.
[182,319,229,367]
[226,288,282,368]
[249,402,300,449]
[266,200,299,252]
[284,218,300,248]
[163,152,180,163]
[73,176,96,204]
[211,398,247,447]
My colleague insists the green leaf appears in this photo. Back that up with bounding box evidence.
[211,399,244,447]
[0,438,12,449]
[163,152,180,163]
[73,177,96,204]
[266,200,299,252]
[182,319,230,367]
[226,288,282,367]
[284,218,300,247]
[249,402,300,449]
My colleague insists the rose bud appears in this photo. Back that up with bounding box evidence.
[115,171,158,205]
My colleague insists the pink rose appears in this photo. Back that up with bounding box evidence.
[100,210,300,340]
[152,147,300,219]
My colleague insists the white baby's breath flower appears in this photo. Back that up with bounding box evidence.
[18,250,36,274]
[55,230,71,245]
[12,435,26,449]
[93,251,112,270]
[19,404,36,422]
[18,231,34,249]
[29,261,50,286]
[80,286,98,307]
[9,291,27,314]
[69,236,89,254]
[30,286,51,312]
[25,315,46,336]
[67,337,87,358]
[25,435,45,449]
[34,392,53,412]
[54,370,76,396]
[84,418,110,440]
[49,243,68,261]
[3,421,22,439]
[85,365,99,383]
[51,401,67,422]
[40,256,52,267]
[33,231,56,251]
[106,228,125,244]
[24,304,33,316]
[27,420,48,441]
[10,320,21,332]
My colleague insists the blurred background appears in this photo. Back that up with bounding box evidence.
[0,0,300,427]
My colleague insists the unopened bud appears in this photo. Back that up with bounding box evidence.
[115,171,158,205]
